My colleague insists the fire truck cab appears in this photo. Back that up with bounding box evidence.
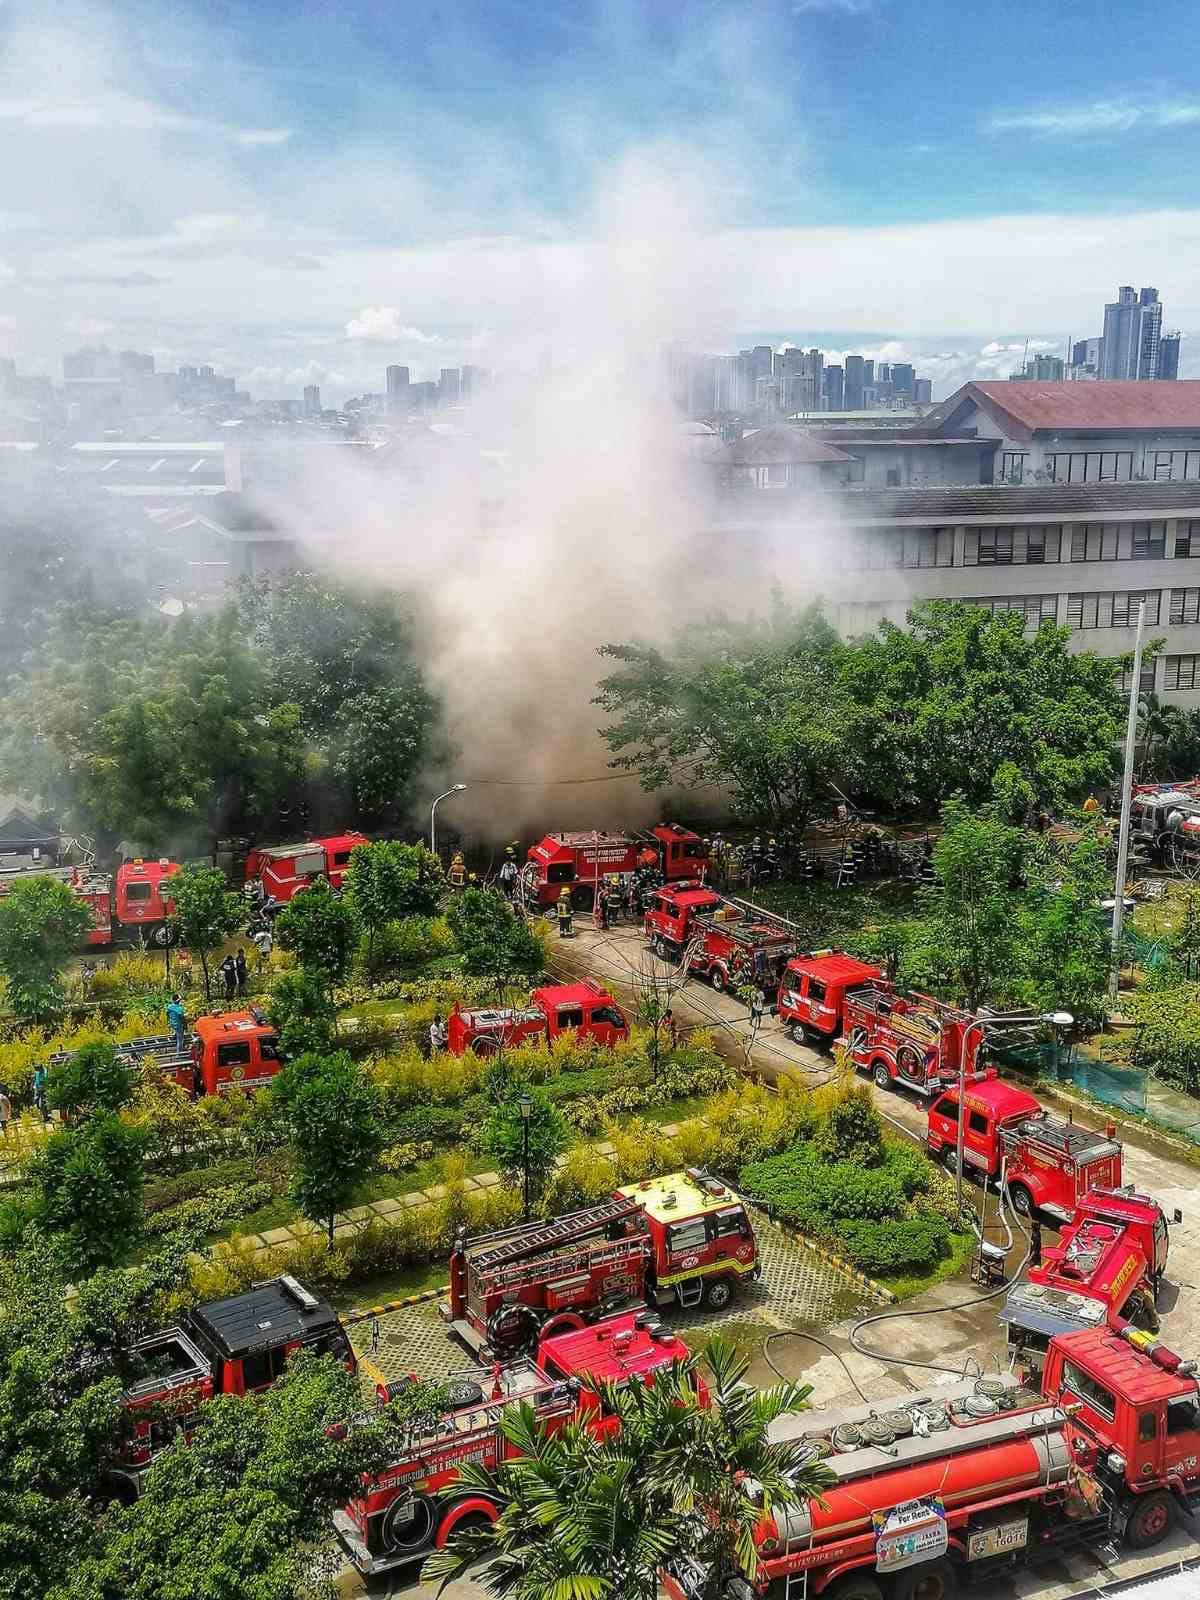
[444,1171,758,1359]
[927,1072,1123,1220]
[335,1311,692,1579]
[191,1009,283,1095]
[111,1276,351,1502]
[446,980,628,1056]
[113,858,180,944]
[244,831,367,905]
[643,882,722,959]
[776,951,886,1045]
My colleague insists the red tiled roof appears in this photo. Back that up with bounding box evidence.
[949,380,1200,439]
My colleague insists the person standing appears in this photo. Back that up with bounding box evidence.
[252,924,273,974]
[663,1008,678,1050]
[234,947,249,997]
[166,994,187,1052]
[32,1062,49,1123]
[219,955,237,1002]
[429,1013,448,1055]
[498,853,518,901]
[1029,1218,1043,1268]
[557,887,574,938]
[0,1086,11,1138]
[750,987,766,1032]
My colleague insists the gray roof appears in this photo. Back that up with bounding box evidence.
[834,480,1200,521]
[721,425,854,466]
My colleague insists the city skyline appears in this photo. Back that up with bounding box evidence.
[2,1,1200,397]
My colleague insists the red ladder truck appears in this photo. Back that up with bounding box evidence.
[334,1310,693,1580]
[46,1008,284,1099]
[442,1171,759,1359]
[843,983,983,1096]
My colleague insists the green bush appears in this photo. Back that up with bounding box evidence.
[143,1152,289,1215]
[837,1217,950,1275]
[144,1182,274,1238]
[814,1083,885,1167]
[1123,983,1200,1094]
[358,915,456,975]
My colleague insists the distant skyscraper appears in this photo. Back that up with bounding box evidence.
[1159,332,1182,380]
[439,368,461,405]
[1101,285,1164,379]
[386,364,410,413]
[844,354,865,410]
[303,384,321,416]
[822,364,844,411]
[890,362,915,400]
[913,377,932,404]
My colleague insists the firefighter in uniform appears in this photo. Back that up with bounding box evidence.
[557,887,574,938]
[498,850,518,901]
[605,874,623,927]
[594,887,608,932]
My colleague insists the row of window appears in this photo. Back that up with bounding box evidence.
[859,521,1200,571]
[1002,451,1200,486]
[969,589,1200,630]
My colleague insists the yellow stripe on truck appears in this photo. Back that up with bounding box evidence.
[658,1259,758,1288]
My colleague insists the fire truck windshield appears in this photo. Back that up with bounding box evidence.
[124,882,153,902]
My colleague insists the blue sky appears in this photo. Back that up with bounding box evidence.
[2,0,1200,395]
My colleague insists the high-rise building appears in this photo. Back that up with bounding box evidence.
[1010,353,1065,382]
[913,377,932,404]
[844,354,865,410]
[890,362,915,399]
[386,364,410,414]
[303,384,321,416]
[438,368,461,405]
[822,364,845,412]
[1101,285,1164,379]
[1160,333,1182,381]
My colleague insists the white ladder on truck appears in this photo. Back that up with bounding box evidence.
[468,1198,641,1273]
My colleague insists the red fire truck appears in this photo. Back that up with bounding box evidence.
[1001,1188,1171,1374]
[776,951,887,1045]
[445,980,628,1056]
[442,1171,759,1359]
[109,1275,352,1502]
[0,856,181,947]
[49,1008,284,1099]
[843,984,984,1096]
[643,882,722,960]
[244,831,367,906]
[694,1322,1200,1600]
[522,824,708,911]
[335,1311,692,1580]
[927,1072,1123,1221]
[685,902,796,994]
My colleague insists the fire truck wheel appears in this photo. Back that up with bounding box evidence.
[1125,1490,1174,1549]
[889,1559,958,1600]
[702,1276,734,1311]
[1008,1183,1034,1219]
[709,967,727,993]
[540,1312,587,1340]
[380,1490,438,1554]
[150,922,178,948]
[471,1037,500,1057]
[826,1574,883,1600]
[653,936,674,962]
[872,1061,892,1091]
[443,1378,486,1408]
[941,1145,960,1176]
[435,1502,497,1547]
[571,886,595,911]
[486,1302,541,1357]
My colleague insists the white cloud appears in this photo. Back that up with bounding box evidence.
[235,127,293,147]
[988,97,1200,136]
[0,92,290,146]
[345,307,442,342]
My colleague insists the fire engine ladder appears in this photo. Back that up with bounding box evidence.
[466,1197,644,1274]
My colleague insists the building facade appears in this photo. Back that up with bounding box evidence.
[1100,286,1169,380]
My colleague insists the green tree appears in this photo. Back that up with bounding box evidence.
[1138,689,1181,781]
[425,1333,833,1600]
[271,1052,384,1245]
[1015,822,1112,1027]
[29,1115,147,1276]
[1172,889,1200,980]
[0,875,94,1024]
[274,878,361,984]
[596,602,868,831]
[59,1350,407,1600]
[330,685,438,826]
[899,799,1026,1010]
[835,601,1124,819]
[168,863,244,1001]
[480,1086,568,1206]
[47,1041,136,1119]
[266,967,337,1056]
[345,839,443,965]
[445,887,544,999]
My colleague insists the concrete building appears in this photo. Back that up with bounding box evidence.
[712,479,1200,707]
[714,424,855,488]
[1010,353,1065,382]
[913,377,932,404]
[924,381,1200,485]
[844,354,866,410]
[386,364,410,413]
[1101,286,1168,380]
[1160,334,1182,381]
[823,364,845,412]
[303,384,321,417]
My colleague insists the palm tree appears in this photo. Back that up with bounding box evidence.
[1138,690,1182,781]
[423,1334,833,1600]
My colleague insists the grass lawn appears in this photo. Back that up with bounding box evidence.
[328,1259,449,1313]
[875,1229,977,1301]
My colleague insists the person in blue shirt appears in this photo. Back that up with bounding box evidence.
[32,1062,49,1123]
[166,994,187,1052]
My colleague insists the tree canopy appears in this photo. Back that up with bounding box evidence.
[445,888,544,996]
[274,878,362,984]
[0,875,95,1024]
[270,1051,384,1245]
[168,863,244,1001]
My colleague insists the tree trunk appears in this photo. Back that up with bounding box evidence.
[200,951,211,1002]
[328,1213,335,1249]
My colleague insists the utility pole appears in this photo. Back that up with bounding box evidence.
[1109,599,1146,1005]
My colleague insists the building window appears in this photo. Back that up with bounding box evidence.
[1001,452,1028,484]
[1132,523,1167,560]
[885,468,901,487]
[1166,655,1200,692]
[1114,660,1158,696]
[1069,524,1120,562]
[963,525,1063,566]
[963,594,1058,627]
[1066,591,1161,630]
[1048,452,1133,485]
[1176,520,1200,558]
[975,528,1013,565]
[1170,589,1200,626]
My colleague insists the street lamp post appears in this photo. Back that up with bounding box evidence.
[430,784,467,858]
[953,1009,1074,1214]
[519,1093,532,1222]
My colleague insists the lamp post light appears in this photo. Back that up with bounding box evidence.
[953,1009,1074,1214]
[429,784,467,858]
[519,1093,532,1222]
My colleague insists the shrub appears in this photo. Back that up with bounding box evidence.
[144,1182,274,1238]
[837,1217,950,1275]
[814,1082,885,1167]
[358,915,456,975]
[478,1088,568,1201]
[541,1144,618,1215]
[606,1118,682,1186]
[380,1140,436,1174]
[1123,983,1200,1093]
